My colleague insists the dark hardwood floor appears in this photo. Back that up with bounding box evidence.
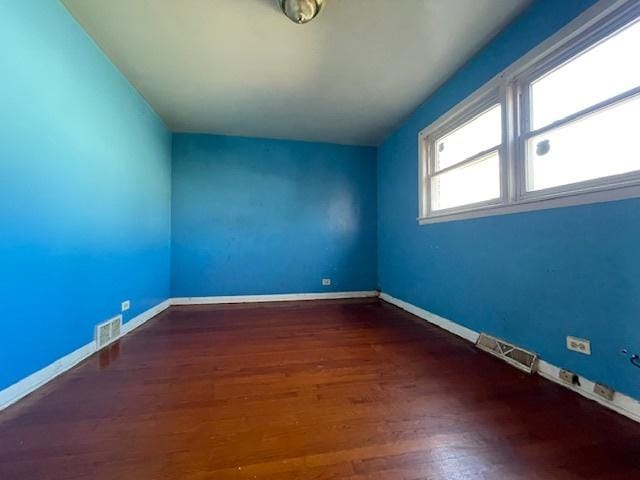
[1,298,639,479]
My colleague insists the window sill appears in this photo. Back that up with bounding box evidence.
[418,183,640,225]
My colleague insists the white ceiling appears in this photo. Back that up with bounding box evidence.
[63,0,531,146]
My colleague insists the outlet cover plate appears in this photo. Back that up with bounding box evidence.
[593,383,615,401]
[559,369,580,386]
[121,300,130,312]
[322,278,331,286]
[566,336,591,355]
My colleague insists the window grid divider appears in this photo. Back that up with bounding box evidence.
[418,0,640,224]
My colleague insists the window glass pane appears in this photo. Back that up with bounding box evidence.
[435,104,501,171]
[431,152,500,211]
[527,94,640,191]
[531,19,640,130]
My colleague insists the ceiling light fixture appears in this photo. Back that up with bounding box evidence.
[277,0,325,24]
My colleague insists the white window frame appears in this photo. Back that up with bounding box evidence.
[420,87,507,219]
[418,0,640,225]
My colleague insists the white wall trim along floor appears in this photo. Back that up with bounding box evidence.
[379,292,640,424]
[4,290,639,425]
[0,291,377,411]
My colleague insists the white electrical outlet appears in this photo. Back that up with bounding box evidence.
[322,278,331,286]
[121,300,130,312]
[566,336,591,355]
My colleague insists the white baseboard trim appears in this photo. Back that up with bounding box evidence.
[537,360,640,423]
[379,291,640,424]
[0,340,96,412]
[0,299,171,412]
[121,299,171,336]
[171,290,379,305]
[15,291,637,423]
[0,292,376,412]
[379,292,480,343]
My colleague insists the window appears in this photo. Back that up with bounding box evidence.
[419,0,640,224]
[525,95,640,191]
[427,100,502,213]
[523,16,640,193]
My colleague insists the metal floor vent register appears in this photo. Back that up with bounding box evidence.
[95,316,122,350]
[476,333,538,374]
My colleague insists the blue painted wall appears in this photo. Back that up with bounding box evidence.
[378,0,640,399]
[171,134,377,297]
[0,1,172,390]
[4,0,637,406]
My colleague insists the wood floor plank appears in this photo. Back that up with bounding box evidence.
[1,298,638,479]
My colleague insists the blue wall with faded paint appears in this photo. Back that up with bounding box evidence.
[378,0,640,400]
[171,134,377,297]
[0,1,172,390]
[4,0,639,407]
